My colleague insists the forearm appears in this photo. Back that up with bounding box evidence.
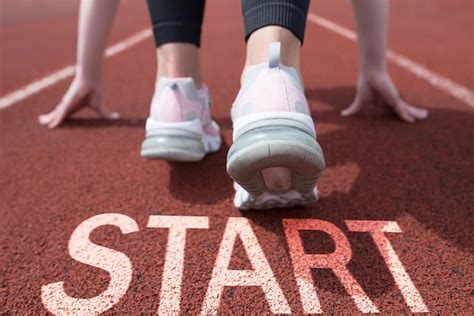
[76,0,120,83]
[351,0,388,73]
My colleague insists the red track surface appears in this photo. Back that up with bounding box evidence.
[1,0,473,314]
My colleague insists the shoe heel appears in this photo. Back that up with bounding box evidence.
[227,125,325,195]
[141,119,205,161]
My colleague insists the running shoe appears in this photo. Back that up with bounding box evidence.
[227,42,325,210]
[141,77,222,161]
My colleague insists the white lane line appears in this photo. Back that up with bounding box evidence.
[308,13,474,108]
[104,29,151,57]
[0,29,152,110]
[3,16,473,110]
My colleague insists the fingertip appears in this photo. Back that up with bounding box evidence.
[402,102,429,121]
[38,112,56,125]
[342,107,359,117]
[102,112,120,120]
[396,111,412,123]
[47,119,61,129]
[341,100,363,117]
[417,109,429,120]
[38,115,48,125]
[403,115,415,123]
[94,105,120,120]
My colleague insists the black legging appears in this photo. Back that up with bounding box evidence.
[146,0,309,47]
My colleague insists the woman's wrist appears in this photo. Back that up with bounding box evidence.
[359,64,388,81]
[75,67,102,86]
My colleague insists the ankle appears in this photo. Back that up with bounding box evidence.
[75,69,101,87]
[156,43,203,88]
[245,26,301,69]
[156,72,203,89]
[360,67,388,84]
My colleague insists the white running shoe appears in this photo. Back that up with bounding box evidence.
[227,42,325,210]
[141,77,222,161]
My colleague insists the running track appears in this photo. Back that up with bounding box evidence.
[1,0,473,313]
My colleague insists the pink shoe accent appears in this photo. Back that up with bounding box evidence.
[232,69,310,120]
[142,77,222,161]
[228,42,324,208]
[150,79,202,123]
[197,85,220,137]
[149,78,219,137]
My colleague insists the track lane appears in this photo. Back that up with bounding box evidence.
[312,0,474,90]
[0,0,149,95]
[1,0,473,313]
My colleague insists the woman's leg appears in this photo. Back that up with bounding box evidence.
[243,0,308,66]
[228,0,325,209]
[39,0,120,128]
[156,44,202,87]
[147,0,205,87]
[244,26,302,84]
[142,0,222,161]
[342,0,428,122]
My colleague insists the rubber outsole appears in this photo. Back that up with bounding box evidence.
[141,134,206,161]
[234,183,319,210]
[141,120,222,162]
[227,112,325,210]
[227,125,325,194]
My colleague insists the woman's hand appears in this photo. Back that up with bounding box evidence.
[38,78,119,128]
[342,71,428,122]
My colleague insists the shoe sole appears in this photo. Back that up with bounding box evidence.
[227,112,325,208]
[141,118,221,161]
[234,183,319,210]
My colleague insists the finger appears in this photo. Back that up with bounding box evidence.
[47,91,93,128]
[93,104,120,120]
[393,102,415,123]
[371,78,417,123]
[404,102,429,120]
[372,77,401,109]
[341,99,363,116]
[47,102,72,129]
[38,110,57,125]
[47,113,66,129]
[342,80,375,117]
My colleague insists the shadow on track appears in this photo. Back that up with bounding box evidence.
[58,115,234,205]
[242,86,473,300]
[59,117,146,128]
[168,138,233,205]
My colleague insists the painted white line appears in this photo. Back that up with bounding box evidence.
[105,29,151,58]
[3,16,473,110]
[308,13,474,108]
[0,66,76,110]
[308,14,357,41]
[0,29,152,110]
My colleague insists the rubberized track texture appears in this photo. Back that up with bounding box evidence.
[1,0,473,314]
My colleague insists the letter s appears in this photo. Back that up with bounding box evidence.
[41,213,139,315]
